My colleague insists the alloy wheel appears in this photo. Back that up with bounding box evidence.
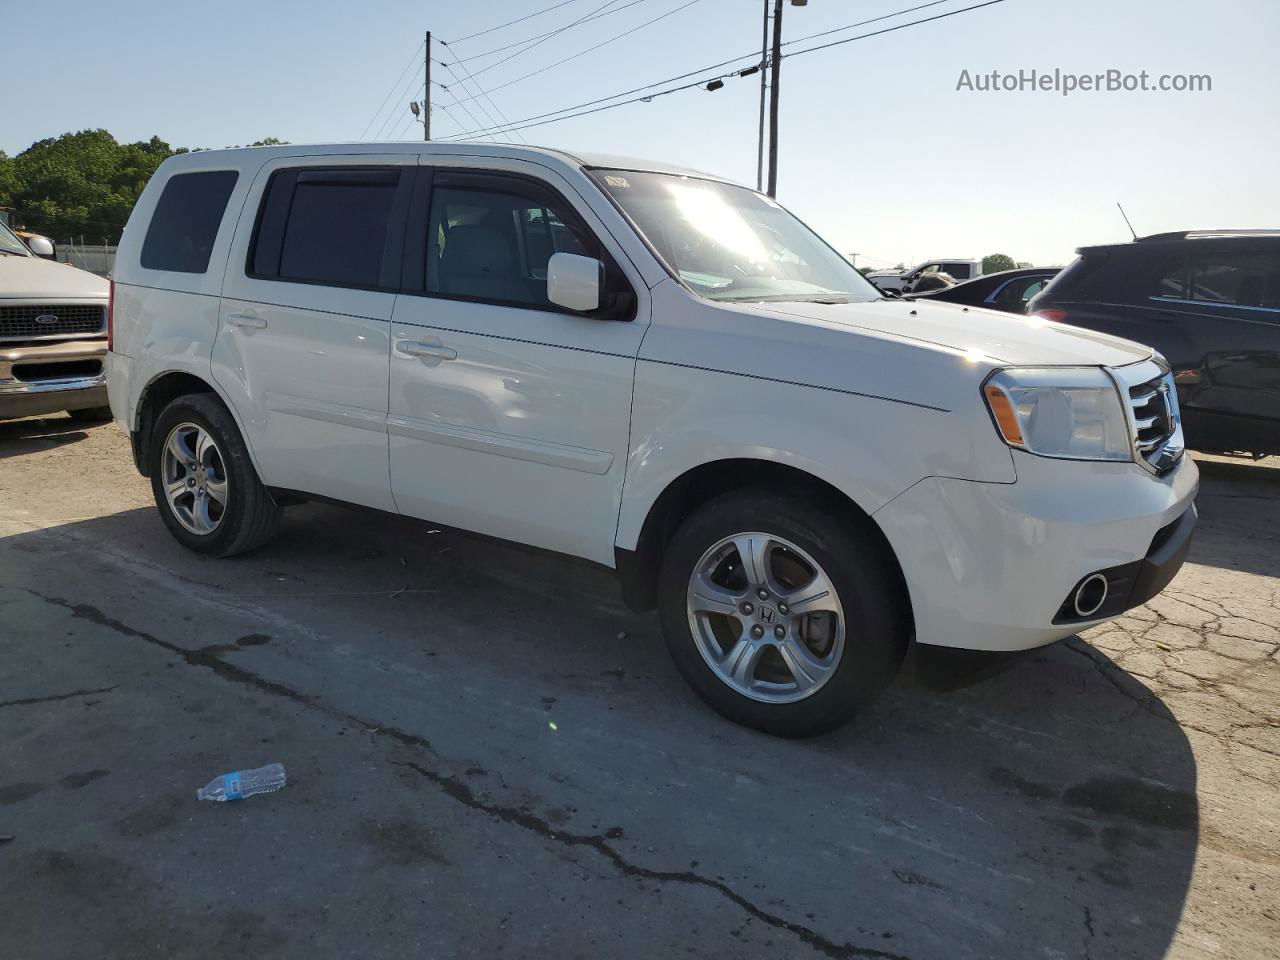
[160,422,228,535]
[686,532,846,703]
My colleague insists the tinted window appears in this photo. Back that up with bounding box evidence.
[425,176,600,310]
[944,262,974,279]
[1149,248,1280,309]
[1188,251,1280,308]
[251,168,402,288]
[141,171,238,273]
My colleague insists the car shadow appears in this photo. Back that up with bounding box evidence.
[0,414,94,460]
[1184,455,1280,577]
[0,502,1199,960]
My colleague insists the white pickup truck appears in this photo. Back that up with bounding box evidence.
[867,258,983,295]
[1,219,111,421]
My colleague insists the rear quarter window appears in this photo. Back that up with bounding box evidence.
[1042,252,1117,301]
[140,171,239,273]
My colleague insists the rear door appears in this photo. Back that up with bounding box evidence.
[386,158,648,565]
[1128,239,1280,426]
[214,155,415,511]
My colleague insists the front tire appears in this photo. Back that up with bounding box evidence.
[149,393,280,556]
[657,489,908,737]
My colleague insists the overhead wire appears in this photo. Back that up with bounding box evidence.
[448,0,655,65]
[450,0,584,44]
[441,0,1007,140]
[445,0,704,105]
[360,39,426,140]
[451,0,626,81]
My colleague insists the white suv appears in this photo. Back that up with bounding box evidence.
[108,144,1198,736]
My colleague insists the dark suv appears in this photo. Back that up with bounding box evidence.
[1029,230,1280,457]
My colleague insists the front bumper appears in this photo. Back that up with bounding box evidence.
[873,451,1199,652]
[0,338,108,419]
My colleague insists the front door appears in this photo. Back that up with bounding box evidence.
[387,161,648,565]
[214,155,415,512]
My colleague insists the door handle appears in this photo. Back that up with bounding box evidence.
[396,338,457,362]
[226,312,268,330]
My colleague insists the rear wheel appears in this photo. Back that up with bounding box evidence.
[657,489,908,737]
[149,393,280,556]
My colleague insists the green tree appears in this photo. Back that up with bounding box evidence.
[0,130,282,244]
[983,253,1017,273]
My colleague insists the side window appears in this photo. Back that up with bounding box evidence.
[141,170,238,273]
[424,174,603,311]
[1147,254,1188,300]
[1186,250,1280,309]
[944,262,973,280]
[249,167,405,289]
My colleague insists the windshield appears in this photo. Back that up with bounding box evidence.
[589,169,881,303]
[0,220,31,256]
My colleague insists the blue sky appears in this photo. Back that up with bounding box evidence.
[5,0,1277,266]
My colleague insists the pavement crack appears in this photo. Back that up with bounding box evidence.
[24,591,434,754]
[27,589,908,958]
[391,759,909,960]
[0,685,116,709]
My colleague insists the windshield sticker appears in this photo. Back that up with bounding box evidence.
[605,175,630,189]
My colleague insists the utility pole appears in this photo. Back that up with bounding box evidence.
[424,31,432,141]
[766,0,784,197]
[756,0,769,191]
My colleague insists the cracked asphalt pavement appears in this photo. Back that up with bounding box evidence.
[1,414,1277,959]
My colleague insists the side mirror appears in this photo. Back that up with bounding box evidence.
[25,235,56,259]
[547,252,601,313]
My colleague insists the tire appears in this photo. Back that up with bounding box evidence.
[66,405,113,422]
[149,393,281,557]
[657,489,908,737]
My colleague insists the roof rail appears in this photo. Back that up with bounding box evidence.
[1136,229,1280,242]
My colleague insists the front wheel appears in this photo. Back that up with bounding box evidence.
[149,393,281,556]
[657,489,909,737]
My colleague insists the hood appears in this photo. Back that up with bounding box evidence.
[0,255,108,301]
[758,297,1151,367]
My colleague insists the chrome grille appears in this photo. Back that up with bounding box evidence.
[0,304,106,340]
[1116,359,1184,474]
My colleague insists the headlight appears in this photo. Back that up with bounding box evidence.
[983,367,1132,461]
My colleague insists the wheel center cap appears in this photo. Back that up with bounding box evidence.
[756,604,777,625]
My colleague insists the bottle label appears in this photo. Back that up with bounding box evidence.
[225,773,242,800]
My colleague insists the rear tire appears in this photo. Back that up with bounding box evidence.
[149,393,280,557]
[657,489,908,737]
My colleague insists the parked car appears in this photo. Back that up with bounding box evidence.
[1,217,111,421]
[867,258,983,295]
[909,266,1062,313]
[1030,230,1279,457]
[108,144,1197,736]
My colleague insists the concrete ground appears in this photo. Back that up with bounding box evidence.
[1,413,1276,960]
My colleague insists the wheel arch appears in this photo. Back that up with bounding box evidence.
[131,370,258,478]
[615,458,912,623]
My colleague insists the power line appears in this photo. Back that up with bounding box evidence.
[441,0,1009,140]
[447,0,704,106]
[441,0,943,118]
[449,0,654,65]
[452,0,625,81]
[440,60,531,144]
[372,60,426,140]
[450,0,584,44]
[360,40,426,140]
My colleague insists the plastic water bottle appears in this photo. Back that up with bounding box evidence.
[197,763,287,802]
